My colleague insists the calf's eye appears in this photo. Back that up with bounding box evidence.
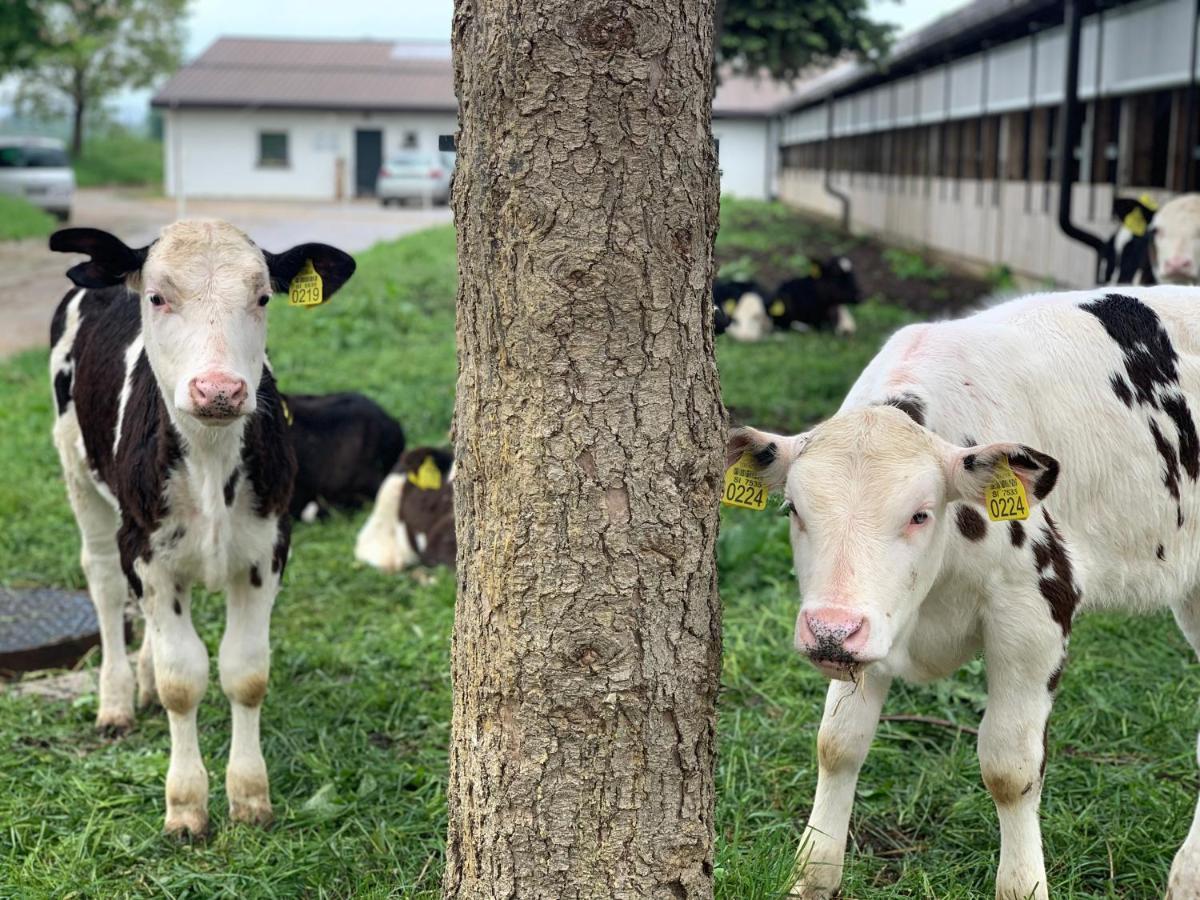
[258,295,270,307]
[911,511,929,525]
[147,293,165,308]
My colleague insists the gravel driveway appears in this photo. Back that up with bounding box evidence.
[0,188,453,358]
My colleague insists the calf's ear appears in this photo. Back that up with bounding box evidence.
[726,426,810,490]
[264,243,356,298]
[946,441,1060,506]
[49,228,150,288]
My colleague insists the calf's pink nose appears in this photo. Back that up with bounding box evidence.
[1163,256,1195,276]
[189,372,248,415]
[798,607,869,654]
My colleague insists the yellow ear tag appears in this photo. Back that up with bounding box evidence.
[1124,206,1148,238]
[722,452,769,511]
[809,262,821,278]
[722,299,737,315]
[768,300,786,317]
[288,259,324,307]
[984,459,1030,522]
[1139,192,1159,212]
[409,456,443,491]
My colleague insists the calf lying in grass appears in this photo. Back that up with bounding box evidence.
[48,222,354,836]
[730,285,1200,899]
[355,446,455,571]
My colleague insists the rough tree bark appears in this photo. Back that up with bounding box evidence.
[445,1,724,898]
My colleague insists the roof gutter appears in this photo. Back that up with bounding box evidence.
[1056,0,1111,282]
[823,99,851,230]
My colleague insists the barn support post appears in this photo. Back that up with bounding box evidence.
[1056,0,1111,282]
[1185,0,1199,192]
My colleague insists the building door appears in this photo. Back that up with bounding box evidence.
[355,129,383,196]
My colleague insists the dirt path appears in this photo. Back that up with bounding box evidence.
[0,188,453,359]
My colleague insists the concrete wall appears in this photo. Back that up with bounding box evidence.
[779,168,1177,286]
[163,108,459,201]
[713,117,771,200]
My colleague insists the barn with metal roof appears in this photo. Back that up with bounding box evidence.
[777,0,1200,285]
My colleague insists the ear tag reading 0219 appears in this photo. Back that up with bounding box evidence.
[409,456,443,491]
[288,259,324,307]
[722,452,769,511]
[984,458,1029,522]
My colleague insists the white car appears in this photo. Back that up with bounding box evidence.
[377,151,454,206]
[0,137,74,221]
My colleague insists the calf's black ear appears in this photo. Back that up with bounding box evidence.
[264,243,356,298]
[49,228,150,288]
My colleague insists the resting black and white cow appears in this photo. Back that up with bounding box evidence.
[713,279,770,341]
[48,222,354,836]
[729,286,1200,898]
[771,256,861,336]
[354,446,455,571]
[1150,194,1200,285]
[284,392,405,522]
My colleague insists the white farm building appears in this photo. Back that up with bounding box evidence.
[153,37,789,202]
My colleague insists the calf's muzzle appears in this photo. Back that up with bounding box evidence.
[188,371,248,420]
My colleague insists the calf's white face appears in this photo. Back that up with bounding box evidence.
[1151,194,1200,284]
[138,222,271,422]
[729,407,1057,680]
[49,221,356,427]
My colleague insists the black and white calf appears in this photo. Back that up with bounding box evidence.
[49,222,354,836]
[713,279,772,342]
[355,447,456,571]
[284,392,405,522]
[730,286,1200,898]
[771,256,861,336]
[1150,193,1200,285]
[1100,195,1158,285]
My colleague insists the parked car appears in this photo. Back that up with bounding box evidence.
[377,151,454,206]
[0,137,74,220]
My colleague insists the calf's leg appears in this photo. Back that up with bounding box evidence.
[1167,597,1200,898]
[143,569,209,837]
[789,669,891,898]
[980,602,1065,900]
[219,564,276,826]
[55,419,134,734]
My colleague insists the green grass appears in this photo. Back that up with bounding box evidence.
[0,194,56,241]
[1,205,1197,898]
[74,132,164,189]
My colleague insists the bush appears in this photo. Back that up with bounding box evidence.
[0,194,56,241]
[74,132,163,188]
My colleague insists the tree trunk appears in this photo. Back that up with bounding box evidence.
[70,68,85,159]
[445,1,724,898]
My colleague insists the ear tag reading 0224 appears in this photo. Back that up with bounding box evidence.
[409,456,443,491]
[984,458,1029,522]
[288,259,324,307]
[722,452,769,511]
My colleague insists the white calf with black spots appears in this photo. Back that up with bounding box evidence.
[729,285,1200,899]
[48,221,354,837]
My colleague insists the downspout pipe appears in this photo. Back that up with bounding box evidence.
[1056,0,1112,281]
[1185,0,1199,192]
[823,99,851,231]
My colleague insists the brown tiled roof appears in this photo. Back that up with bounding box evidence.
[152,38,458,112]
[154,37,790,118]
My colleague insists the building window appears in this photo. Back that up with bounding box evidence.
[402,131,419,149]
[258,131,289,168]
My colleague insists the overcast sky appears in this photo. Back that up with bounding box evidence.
[93,0,966,122]
[181,0,960,59]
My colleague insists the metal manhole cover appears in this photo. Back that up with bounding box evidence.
[0,587,130,674]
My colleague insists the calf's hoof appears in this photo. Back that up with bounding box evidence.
[95,709,134,737]
[788,884,837,900]
[164,806,209,841]
[229,796,274,827]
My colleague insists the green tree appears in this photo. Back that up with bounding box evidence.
[0,1,47,74]
[16,0,186,157]
[717,0,892,82]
